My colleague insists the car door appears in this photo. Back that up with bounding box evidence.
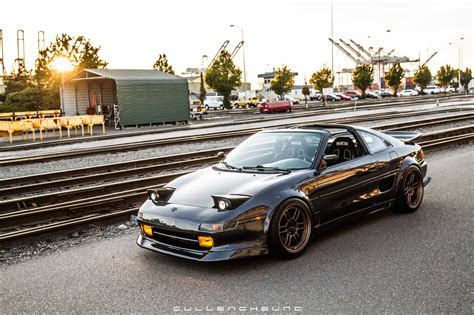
[314,153,380,223]
[358,130,400,203]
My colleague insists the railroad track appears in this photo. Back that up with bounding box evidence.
[1,108,472,166]
[1,94,471,153]
[0,123,473,243]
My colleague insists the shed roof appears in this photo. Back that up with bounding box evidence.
[66,69,185,82]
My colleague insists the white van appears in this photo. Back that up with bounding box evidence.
[204,96,224,110]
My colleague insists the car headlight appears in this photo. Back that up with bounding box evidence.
[147,187,175,205]
[211,194,251,211]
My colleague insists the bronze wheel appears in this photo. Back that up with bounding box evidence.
[394,166,424,213]
[269,199,312,258]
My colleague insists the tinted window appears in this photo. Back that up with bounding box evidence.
[224,132,322,170]
[359,131,389,153]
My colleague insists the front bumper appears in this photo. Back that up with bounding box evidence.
[137,234,267,262]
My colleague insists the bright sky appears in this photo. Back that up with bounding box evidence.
[1,0,472,87]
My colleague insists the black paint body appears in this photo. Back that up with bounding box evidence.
[137,125,429,261]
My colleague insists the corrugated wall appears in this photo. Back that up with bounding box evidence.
[62,83,77,116]
[116,79,189,126]
[62,79,116,115]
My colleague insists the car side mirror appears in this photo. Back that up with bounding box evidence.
[217,151,226,159]
[317,154,338,172]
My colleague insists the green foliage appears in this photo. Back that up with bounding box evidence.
[436,64,455,87]
[3,87,43,111]
[352,64,374,96]
[3,67,33,95]
[34,33,108,106]
[199,72,206,104]
[413,65,432,92]
[152,54,175,74]
[384,62,405,96]
[205,51,242,108]
[1,87,60,112]
[460,68,472,93]
[309,66,334,93]
[270,66,295,99]
[0,102,22,113]
[302,84,310,97]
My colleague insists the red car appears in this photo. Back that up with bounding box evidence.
[259,100,292,114]
[344,91,361,99]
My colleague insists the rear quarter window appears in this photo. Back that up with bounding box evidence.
[359,131,390,153]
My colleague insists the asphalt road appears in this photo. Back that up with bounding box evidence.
[1,145,473,313]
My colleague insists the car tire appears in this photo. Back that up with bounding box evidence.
[268,198,313,259]
[394,166,424,213]
[220,105,224,110]
[204,105,209,110]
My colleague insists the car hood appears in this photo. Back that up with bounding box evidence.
[164,166,298,208]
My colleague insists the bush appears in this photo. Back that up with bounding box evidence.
[0,103,22,113]
[3,87,60,112]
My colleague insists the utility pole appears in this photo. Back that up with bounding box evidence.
[230,25,247,99]
[331,1,334,87]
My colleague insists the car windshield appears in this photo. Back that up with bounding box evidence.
[222,131,323,171]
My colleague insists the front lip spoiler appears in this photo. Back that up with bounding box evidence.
[423,176,432,187]
[136,234,267,262]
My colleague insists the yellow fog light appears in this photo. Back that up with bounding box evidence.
[198,236,214,248]
[142,224,153,237]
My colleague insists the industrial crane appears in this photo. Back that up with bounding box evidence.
[207,40,230,68]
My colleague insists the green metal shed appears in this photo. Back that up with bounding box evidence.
[61,69,189,127]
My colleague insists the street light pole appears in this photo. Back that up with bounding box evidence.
[230,25,247,99]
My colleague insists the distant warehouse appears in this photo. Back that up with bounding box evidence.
[61,69,189,128]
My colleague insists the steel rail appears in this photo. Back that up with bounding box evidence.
[0,94,470,153]
[0,128,472,242]
[1,108,472,166]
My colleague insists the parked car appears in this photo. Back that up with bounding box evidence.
[137,124,430,261]
[424,86,441,94]
[398,89,419,97]
[344,91,361,100]
[445,87,456,93]
[284,95,300,104]
[309,92,322,101]
[259,100,292,114]
[204,96,224,110]
[325,94,341,102]
[232,100,247,109]
[366,91,381,99]
[380,89,393,97]
[247,97,261,107]
[334,93,351,101]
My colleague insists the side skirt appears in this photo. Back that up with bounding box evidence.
[313,199,395,234]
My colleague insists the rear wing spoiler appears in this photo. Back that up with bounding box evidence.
[381,131,422,143]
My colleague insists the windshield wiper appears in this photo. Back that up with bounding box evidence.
[242,165,291,174]
[220,161,242,171]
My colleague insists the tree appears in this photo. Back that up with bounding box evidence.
[152,54,175,74]
[309,66,334,94]
[199,72,206,105]
[3,67,33,96]
[413,65,432,94]
[34,33,108,108]
[270,66,295,99]
[436,64,455,88]
[352,64,374,97]
[460,68,472,94]
[302,80,310,108]
[35,34,108,89]
[384,62,405,96]
[205,51,242,108]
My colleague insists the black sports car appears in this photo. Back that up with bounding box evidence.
[137,124,430,261]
